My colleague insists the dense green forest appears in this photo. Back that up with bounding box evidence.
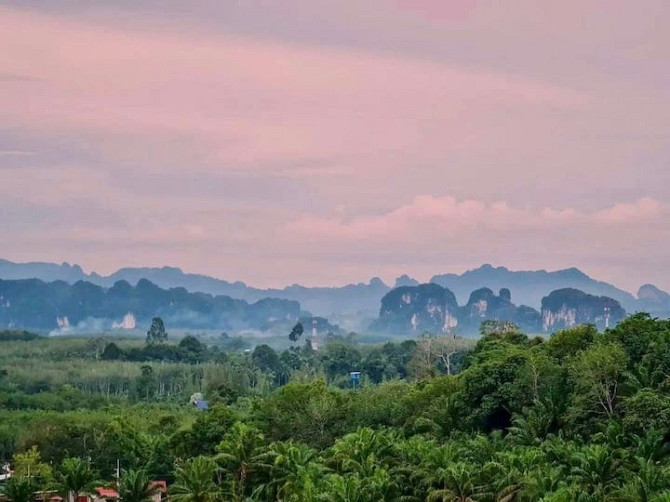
[2,314,670,501]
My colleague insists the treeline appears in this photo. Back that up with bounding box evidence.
[0,329,442,412]
[0,330,41,342]
[2,314,670,500]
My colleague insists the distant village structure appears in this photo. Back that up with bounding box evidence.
[0,477,166,502]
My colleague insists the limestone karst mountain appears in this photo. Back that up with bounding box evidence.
[370,283,625,335]
[0,259,666,321]
[0,278,300,332]
[369,283,459,335]
[431,264,638,312]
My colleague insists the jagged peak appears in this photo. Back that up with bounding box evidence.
[394,274,420,288]
[637,283,670,301]
[555,267,590,279]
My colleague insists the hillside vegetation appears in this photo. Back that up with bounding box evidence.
[1,314,670,501]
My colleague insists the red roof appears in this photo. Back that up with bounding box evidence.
[149,481,167,492]
[96,488,119,499]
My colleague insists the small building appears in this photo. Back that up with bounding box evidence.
[194,399,209,410]
[149,481,167,502]
[349,371,362,388]
[93,488,119,502]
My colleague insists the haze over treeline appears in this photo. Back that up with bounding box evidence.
[1,258,667,313]
[2,259,669,336]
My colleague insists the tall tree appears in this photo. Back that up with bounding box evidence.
[570,342,627,417]
[146,317,168,345]
[257,441,324,501]
[1,476,36,502]
[12,446,53,481]
[169,457,220,502]
[288,323,304,343]
[215,422,267,501]
[251,345,280,374]
[56,457,97,502]
[117,469,159,502]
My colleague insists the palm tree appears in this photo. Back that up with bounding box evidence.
[326,428,397,478]
[631,428,668,462]
[519,465,566,501]
[615,458,670,502]
[426,462,483,502]
[568,444,623,498]
[214,422,266,501]
[320,471,399,502]
[508,396,563,447]
[482,447,550,502]
[389,435,438,501]
[255,441,325,501]
[118,469,158,502]
[1,476,36,502]
[56,457,97,502]
[169,456,220,502]
[320,474,365,502]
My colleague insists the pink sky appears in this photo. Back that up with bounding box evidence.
[0,1,669,292]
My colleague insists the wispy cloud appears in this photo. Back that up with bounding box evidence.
[0,150,34,156]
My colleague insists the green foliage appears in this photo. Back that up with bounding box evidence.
[0,330,41,342]
[251,344,280,374]
[56,457,98,501]
[215,422,266,500]
[146,317,168,345]
[118,469,159,502]
[569,341,627,418]
[12,446,53,481]
[1,476,36,502]
[100,342,122,360]
[288,322,304,343]
[3,316,670,500]
[546,324,597,360]
[169,456,220,502]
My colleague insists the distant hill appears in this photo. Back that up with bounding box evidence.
[0,260,389,316]
[637,284,670,318]
[370,283,625,335]
[431,264,639,311]
[0,259,87,283]
[0,278,300,332]
[541,288,625,331]
[458,287,542,334]
[1,259,668,318]
[369,283,459,335]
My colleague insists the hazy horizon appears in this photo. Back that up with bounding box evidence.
[0,257,656,296]
[1,1,668,291]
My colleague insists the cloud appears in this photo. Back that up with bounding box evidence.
[594,197,663,223]
[286,196,669,245]
[0,3,668,291]
[280,196,670,290]
[0,5,585,175]
[0,150,34,157]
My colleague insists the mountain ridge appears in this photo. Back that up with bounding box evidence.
[0,277,301,332]
[371,283,627,335]
[430,264,640,312]
[1,259,668,317]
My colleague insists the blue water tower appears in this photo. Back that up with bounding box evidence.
[349,371,361,389]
